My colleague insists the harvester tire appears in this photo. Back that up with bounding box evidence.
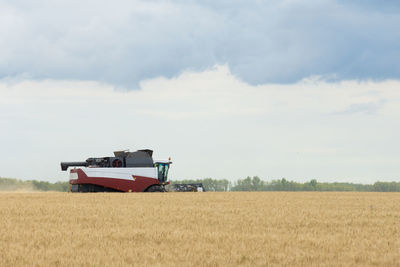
[146,185,164,192]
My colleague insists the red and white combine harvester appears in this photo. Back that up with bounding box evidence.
[61,149,171,192]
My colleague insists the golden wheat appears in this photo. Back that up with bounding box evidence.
[0,192,399,266]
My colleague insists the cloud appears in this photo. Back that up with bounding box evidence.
[338,100,386,115]
[0,0,399,87]
[0,65,399,183]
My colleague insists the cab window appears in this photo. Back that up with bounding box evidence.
[156,163,169,183]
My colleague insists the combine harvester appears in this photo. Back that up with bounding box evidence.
[61,149,171,192]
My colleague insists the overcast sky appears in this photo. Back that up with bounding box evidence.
[1,0,399,183]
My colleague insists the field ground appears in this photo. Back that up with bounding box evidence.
[0,192,399,266]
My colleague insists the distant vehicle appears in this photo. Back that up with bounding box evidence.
[61,149,171,192]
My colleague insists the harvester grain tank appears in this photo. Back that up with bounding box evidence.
[61,149,171,192]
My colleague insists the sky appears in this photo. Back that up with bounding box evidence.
[0,0,399,183]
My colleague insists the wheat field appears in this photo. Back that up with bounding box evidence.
[0,192,399,266]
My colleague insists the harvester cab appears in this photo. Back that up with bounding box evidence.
[154,161,171,184]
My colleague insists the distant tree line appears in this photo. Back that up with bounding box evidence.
[172,177,400,192]
[0,177,69,192]
[1,176,399,192]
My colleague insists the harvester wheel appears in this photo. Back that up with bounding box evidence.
[146,185,164,192]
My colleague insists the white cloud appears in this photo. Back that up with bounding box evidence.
[0,65,399,183]
[1,0,399,86]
